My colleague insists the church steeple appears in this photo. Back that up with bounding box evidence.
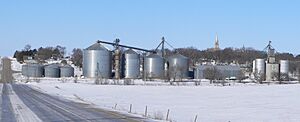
[214,33,220,51]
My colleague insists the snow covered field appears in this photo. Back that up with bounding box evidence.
[26,80,300,122]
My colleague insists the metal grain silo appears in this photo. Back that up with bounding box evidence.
[193,65,213,79]
[22,64,44,77]
[168,54,189,79]
[280,60,289,74]
[22,64,28,76]
[144,54,164,79]
[252,60,256,73]
[60,65,74,77]
[122,49,140,79]
[255,59,265,75]
[83,41,112,78]
[44,64,60,78]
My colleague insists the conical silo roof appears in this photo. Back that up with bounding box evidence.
[146,53,163,58]
[86,42,109,50]
[124,49,138,54]
[168,53,188,59]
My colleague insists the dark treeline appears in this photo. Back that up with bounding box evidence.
[172,47,300,74]
[13,45,66,63]
[173,47,300,65]
[13,44,300,73]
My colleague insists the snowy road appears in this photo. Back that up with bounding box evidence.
[1,83,17,122]
[0,83,150,122]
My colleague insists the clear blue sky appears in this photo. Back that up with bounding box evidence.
[1,0,300,56]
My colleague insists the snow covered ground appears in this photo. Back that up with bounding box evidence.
[26,80,300,122]
[10,58,22,71]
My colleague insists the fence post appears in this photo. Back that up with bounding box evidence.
[194,115,198,122]
[144,106,148,117]
[129,104,132,113]
[114,103,117,109]
[166,109,170,120]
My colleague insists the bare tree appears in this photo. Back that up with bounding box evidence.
[203,67,223,84]
[254,70,265,84]
[280,73,289,81]
[270,72,279,82]
[168,64,186,86]
[71,48,83,68]
[56,45,66,58]
[273,73,289,84]
[74,75,78,83]
[169,65,179,82]
[236,70,245,82]
[24,44,32,51]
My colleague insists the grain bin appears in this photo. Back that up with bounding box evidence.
[44,64,60,78]
[144,53,164,79]
[255,59,265,75]
[60,65,74,77]
[83,41,112,78]
[122,49,140,79]
[280,60,289,74]
[167,54,189,79]
[21,65,28,76]
[252,60,256,73]
[22,64,44,77]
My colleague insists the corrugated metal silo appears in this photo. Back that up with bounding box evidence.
[44,64,60,78]
[266,63,279,81]
[144,53,164,79]
[280,60,289,74]
[255,59,265,75]
[22,64,44,77]
[122,49,140,79]
[252,60,256,73]
[83,41,112,78]
[60,65,74,77]
[168,54,189,79]
[22,64,28,76]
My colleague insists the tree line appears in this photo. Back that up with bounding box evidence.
[13,44,300,74]
[175,47,300,74]
[13,44,66,63]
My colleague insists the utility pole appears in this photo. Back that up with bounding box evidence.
[162,37,165,59]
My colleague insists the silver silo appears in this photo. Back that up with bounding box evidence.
[44,64,60,78]
[83,41,112,78]
[144,53,164,79]
[255,59,265,75]
[252,60,256,73]
[280,60,289,74]
[23,64,44,77]
[122,49,140,79]
[60,65,74,77]
[168,54,189,79]
[22,64,28,76]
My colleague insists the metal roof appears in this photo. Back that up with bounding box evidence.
[86,42,109,50]
[146,53,163,58]
[124,49,138,54]
[168,53,188,59]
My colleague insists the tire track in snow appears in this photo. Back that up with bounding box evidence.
[7,84,42,122]
[1,83,17,122]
